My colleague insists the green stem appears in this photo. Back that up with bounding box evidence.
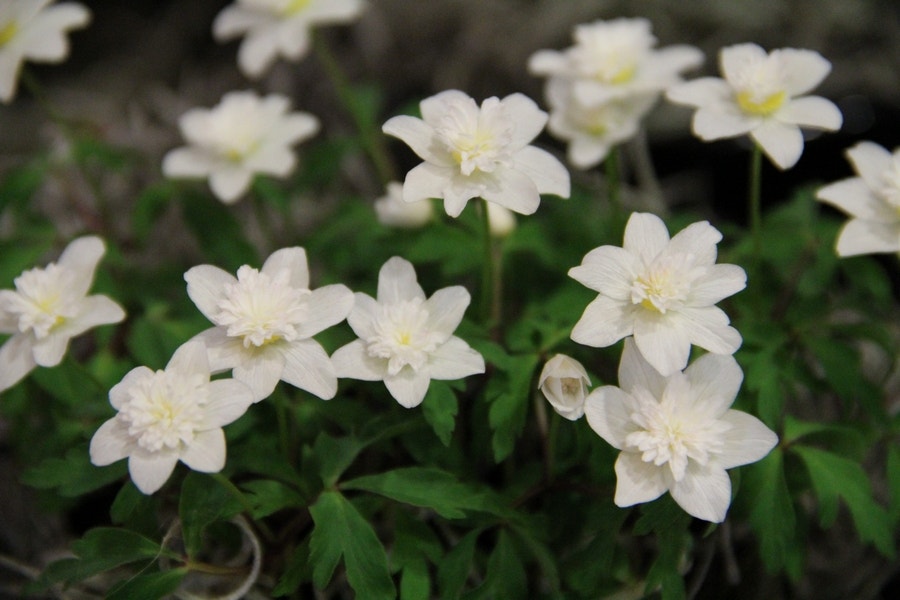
[275,392,291,462]
[19,68,67,128]
[749,143,763,261]
[211,473,276,542]
[314,34,396,186]
[605,146,622,214]
[478,199,496,327]
[252,191,278,251]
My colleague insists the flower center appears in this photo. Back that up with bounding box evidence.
[435,97,514,176]
[2,263,79,339]
[736,90,786,116]
[0,21,18,47]
[118,370,207,453]
[732,56,788,117]
[214,266,310,348]
[365,298,444,376]
[282,0,312,15]
[560,377,584,397]
[572,21,651,85]
[630,254,698,314]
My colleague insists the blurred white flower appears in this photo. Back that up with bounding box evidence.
[585,339,777,522]
[382,90,570,218]
[528,18,702,107]
[569,212,745,377]
[184,247,353,402]
[331,257,485,408]
[162,90,319,204]
[0,236,125,393]
[538,354,591,421]
[666,43,842,170]
[0,0,90,103]
[545,78,657,169]
[374,181,434,229]
[213,0,366,78]
[487,202,516,238]
[816,141,900,256]
[89,341,255,495]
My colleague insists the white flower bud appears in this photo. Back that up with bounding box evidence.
[538,354,591,420]
[374,182,433,228]
[487,203,517,238]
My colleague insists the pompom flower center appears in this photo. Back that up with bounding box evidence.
[732,57,788,116]
[215,266,311,348]
[3,263,79,338]
[365,298,444,376]
[630,254,699,314]
[119,370,207,453]
[435,97,515,176]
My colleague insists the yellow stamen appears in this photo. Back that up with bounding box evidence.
[283,0,312,15]
[598,65,636,85]
[0,21,18,47]
[736,90,786,116]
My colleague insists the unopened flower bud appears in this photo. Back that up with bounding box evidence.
[375,182,433,228]
[538,354,591,420]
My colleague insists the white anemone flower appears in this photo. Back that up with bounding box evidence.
[816,141,900,256]
[538,354,591,421]
[331,257,485,408]
[213,0,366,78]
[162,90,320,204]
[374,181,434,229]
[569,212,745,377]
[666,43,842,170]
[382,90,570,218]
[89,341,255,495]
[0,236,125,393]
[184,247,354,403]
[585,339,777,523]
[0,0,90,103]
[528,18,703,107]
[545,77,657,169]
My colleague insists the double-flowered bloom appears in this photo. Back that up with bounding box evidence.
[666,43,842,170]
[163,90,320,204]
[90,341,255,494]
[185,247,354,402]
[0,236,125,393]
[585,339,777,522]
[816,141,900,256]
[0,0,91,103]
[569,212,745,377]
[382,90,570,218]
[332,257,484,408]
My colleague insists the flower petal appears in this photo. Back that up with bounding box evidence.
[403,162,453,204]
[617,337,667,398]
[511,145,571,198]
[31,331,70,367]
[669,463,732,522]
[162,147,216,178]
[665,220,722,265]
[846,141,893,192]
[346,293,378,340]
[776,48,832,96]
[280,339,338,399]
[570,296,635,348]
[332,339,386,381]
[180,429,226,473]
[204,380,254,427]
[209,166,253,203]
[777,96,842,131]
[684,353,742,417]
[674,306,742,356]
[750,121,804,170]
[109,366,154,410]
[237,31,280,79]
[382,115,453,166]
[0,333,37,392]
[693,107,758,141]
[719,43,767,86]
[261,247,309,289]
[613,452,668,507]
[185,265,236,321]
[89,418,132,467]
[419,90,473,125]
[688,264,747,306]
[60,295,126,339]
[377,257,425,304]
[480,167,541,215]
[189,327,244,373]
[296,284,354,338]
[584,386,634,449]
[569,246,640,300]
[499,93,548,148]
[835,219,900,256]
[384,368,431,408]
[233,346,286,402]
[424,286,470,337]
[427,337,485,380]
[167,340,211,377]
[129,450,179,495]
[623,212,670,264]
[816,178,886,220]
[665,77,732,109]
[58,236,104,295]
[633,312,691,376]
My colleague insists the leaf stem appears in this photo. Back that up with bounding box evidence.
[478,199,500,329]
[749,143,763,261]
[605,146,622,215]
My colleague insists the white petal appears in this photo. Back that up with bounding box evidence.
[527,49,567,76]
[59,295,126,338]
[89,418,132,466]
[244,145,295,177]
[58,236,104,294]
[633,312,691,376]
[209,167,253,203]
[569,246,639,300]
[693,107,758,141]
[167,340,211,377]
[623,212,670,264]
[0,334,36,392]
[346,293,379,340]
[212,6,267,40]
[719,43,767,86]
[403,162,452,204]
[296,284,354,338]
[665,77,732,108]
[750,121,804,170]
[816,178,885,220]
[835,219,900,256]
[0,52,22,104]
[688,264,747,306]
[237,31,280,79]
[280,339,338,399]
[18,3,90,62]
[570,296,635,348]
[275,22,311,60]
[204,380,254,427]
[669,463,731,523]
[718,411,779,468]
[567,136,611,170]
[427,337,485,380]
[613,453,668,507]
[377,257,425,304]
[777,96,842,131]
[261,247,309,289]
[31,331,70,366]
[499,93,547,148]
[233,346,285,402]
[777,48,832,96]
[511,146,570,198]
[332,339,386,381]
[185,265,236,321]
[480,167,541,216]
[584,386,633,449]
[665,220,722,265]
[162,147,216,178]
[846,141,893,192]
[424,286,470,337]
[617,337,667,398]
[190,327,244,373]
[180,429,226,473]
[674,306,742,356]
[684,353,743,417]
[419,90,473,125]
[384,369,432,408]
[109,366,154,410]
[382,115,452,166]
[129,451,179,495]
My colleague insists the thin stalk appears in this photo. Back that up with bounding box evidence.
[605,146,622,214]
[478,199,496,327]
[748,143,763,260]
[211,473,276,543]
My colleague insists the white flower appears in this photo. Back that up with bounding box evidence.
[538,354,591,421]
[528,18,703,107]
[89,341,255,495]
[816,141,900,256]
[666,43,842,170]
[382,90,570,218]
[569,212,745,377]
[162,90,320,204]
[184,247,353,402]
[487,202,516,238]
[374,181,434,229]
[0,236,125,393]
[213,0,366,78]
[0,0,90,103]
[331,257,485,408]
[545,77,657,170]
[585,339,777,522]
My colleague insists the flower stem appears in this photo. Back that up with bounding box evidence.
[605,146,622,214]
[748,143,763,260]
[478,199,500,329]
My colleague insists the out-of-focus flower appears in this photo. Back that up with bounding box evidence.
[0,236,125,393]
[666,43,842,170]
[528,18,703,107]
[184,247,353,402]
[89,341,254,495]
[213,0,366,78]
[569,212,745,377]
[816,141,900,256]
[382,90,570,218]
[0,0,90,103]
[162,90,319,204]
[544,78,657,169]
[538,354,591,420]
[585,339,777,522]
[374,181,434,229]
[331,257,485,408]
[487,202,516,238]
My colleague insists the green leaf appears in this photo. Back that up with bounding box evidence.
[742,345,784,428]
[179,473,243,559]
[643,522,687,600]
[308,490,395,599]
[180,192,258,270]
[466,529,527,600]
[106,568,187,600]
[421,380,459,446]
[485,353,539,462]
[888,444,900,525]
[400,557,431,600]
[31,357,105,407]
[438,529,479,600]
[313,432,366,487]
[126,306,202,368]
[272,538,311,597]
[22,446,127,497]
[132,182,178,242]
[807,336,884,417]
[109,481,158,536]
[240,479,305,518]
[793,445,895,557]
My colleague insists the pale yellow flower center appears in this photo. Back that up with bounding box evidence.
[366,298,443,376]
[736,90,787,116]
[435,97,515,176]
[0,21,18,48]
[283,0,312,15]
[630,255,696,314]
[3,263,79,339]
[119,370,207,453]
